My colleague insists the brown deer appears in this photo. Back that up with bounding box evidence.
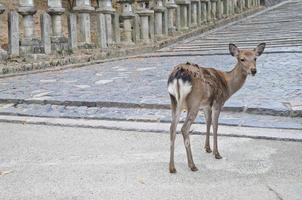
[167,43,266,173]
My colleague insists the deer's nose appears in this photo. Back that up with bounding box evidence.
[251,68,257,75]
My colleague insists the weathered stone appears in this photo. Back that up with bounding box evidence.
[176,0,191,31]
[8,11,20,57]
[40,12,51,55]
[96,13,108,49]
[118,0,136,45]
[67,13,77,51]
[73,0,94,46]
[165,0,177,35]
[135,0,154,44]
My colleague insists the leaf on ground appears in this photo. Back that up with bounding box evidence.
[0,170,14,176]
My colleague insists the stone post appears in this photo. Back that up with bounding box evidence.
[245,0,250,9]
[40,12,51,55]
[47,0,65,39]
[0,4,7,60]
[176,0,191,31]
[216,0,222,19]
[200,0,208,24]
[96,0,120,49]
[229,0,235,15]
[8,11,20,57]
[153,0,168,38]
[206,0,212,22]
[135,0,154,43]
[210,0,217,21]
[68,13,78,51]
[73,0,95,47]
[237,0,244,12]
[191,0,201,27]
[18,0,39,54]
[118,0,136,45]
[165,0,177,35]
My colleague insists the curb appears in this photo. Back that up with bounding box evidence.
[0,98,300,117]
[0,115,301,142]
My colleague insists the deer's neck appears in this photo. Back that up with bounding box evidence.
[225,63,247,97]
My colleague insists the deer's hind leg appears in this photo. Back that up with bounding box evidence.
[212,105,222,159]
[169,94,181,173]
[181,100,200,172]
[203,106,212,153]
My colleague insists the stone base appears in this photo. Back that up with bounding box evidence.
[78,43,97,50]
[20,38,43,55]
[0,49,8,61]
[51,36,69,52]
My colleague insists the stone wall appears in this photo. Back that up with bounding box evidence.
[0,0,263,63]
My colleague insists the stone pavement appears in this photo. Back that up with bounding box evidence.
[0,122,302,200]
[0,0,301,128]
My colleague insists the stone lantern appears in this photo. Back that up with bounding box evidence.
[191,0,201,27]
[165,0,177,35]
[96,0,120,48]
[153,0,168,38]
[0,4,7,60]
[118,0,136,45]
[135,0,154,43]
[175,0,191,31]
[73,0,95,47]
[18,0,39,54]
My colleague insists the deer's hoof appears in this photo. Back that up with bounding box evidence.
[205,146,212,153]
[190,165,198,172]
[169,166,177,173]
[214,153,222,159]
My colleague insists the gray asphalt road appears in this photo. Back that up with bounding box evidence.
[0,122,302,200]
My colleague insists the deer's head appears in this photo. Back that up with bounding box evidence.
[229,43,266,76]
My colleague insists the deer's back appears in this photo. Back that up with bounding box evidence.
[168,62,229,106]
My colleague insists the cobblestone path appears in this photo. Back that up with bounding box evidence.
[0,0,301,128]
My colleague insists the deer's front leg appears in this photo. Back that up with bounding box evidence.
[181,110,199,171]
[212,106,222,159]
[203,107,212,153]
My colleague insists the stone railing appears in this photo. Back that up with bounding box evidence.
[0,0,262,63]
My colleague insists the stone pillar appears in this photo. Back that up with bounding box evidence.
[221,0,228,17]
[176,0,191,31]
[229,0,235,15]
[210,0,217,21]
[191,0,201,27]
[40,12,51,54]
[135,0,154,43]
[96,0,120,49]
[206,0,212,22]
[118,0,136,45]
[237,0,244,12]
[200,0,208,24]
[18,0,39,54]
[73,0,95,47]
[165,0,177,35]
[216,0,222,19]
[47,0,65,39]
[68,13,78,51]
[47,0,68,51]
[18,0,36,41]
[245,0,250,9]
[0,4,7,60]
[8,11,20,57]
[153,0,168,38]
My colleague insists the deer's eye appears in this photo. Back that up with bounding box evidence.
[254,58,257,61]
[240,58,245,62]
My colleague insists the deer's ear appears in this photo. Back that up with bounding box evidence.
[229,43,239,57]
[255,43,266,56]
